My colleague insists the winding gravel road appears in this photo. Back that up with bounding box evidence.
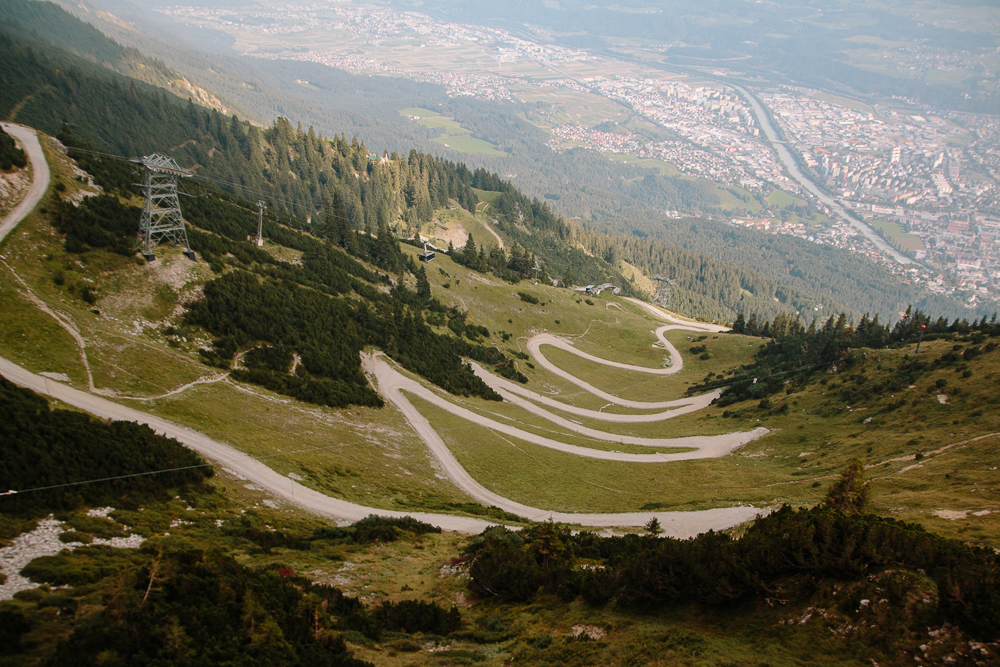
[471,360,721,423]
[0,123,766,536]
[366,353,768,461]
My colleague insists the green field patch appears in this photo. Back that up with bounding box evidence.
[714,184,763,213]
[472,187,501,204]
[924,68,975,86]
[415,116,469,134]
[604,152,680,176]
[138,381,475,511]
[0,278,88,385]
[870,218,925,253]
[766,188,805,208]
[432,134,506,156]
[398,107,441,119]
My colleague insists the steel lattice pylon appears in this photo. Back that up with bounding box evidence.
[132,154,196,261]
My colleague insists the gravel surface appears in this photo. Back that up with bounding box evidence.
[0,516,144,601]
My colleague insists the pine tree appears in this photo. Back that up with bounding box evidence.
[822,458,870,515]
[416,266,431,301]
[461,235,477,267]
[560,266,574,288]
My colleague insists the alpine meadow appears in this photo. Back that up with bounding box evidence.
[1,1,999,666]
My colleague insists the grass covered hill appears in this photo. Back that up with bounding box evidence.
[2,378,998,666]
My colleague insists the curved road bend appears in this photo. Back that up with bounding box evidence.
[365,353,767,461]
[525,325,718,409]
[0,123,765,535]
[363,353,764,534]
[471,361,720,423]
[623,298,730,332]
[0,124,50,243]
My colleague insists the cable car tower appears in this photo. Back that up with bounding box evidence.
[256,200,266,247]
[131,153,196,262]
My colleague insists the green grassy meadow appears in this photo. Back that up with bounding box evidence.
[870,218,926,253]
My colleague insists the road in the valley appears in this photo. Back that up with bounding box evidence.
[724,84,912,265]
[0,123,766,536]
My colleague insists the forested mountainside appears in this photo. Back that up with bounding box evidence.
[576,220,986,323]
[2,3,990,326]
[697,307,1000,406]
[0,0,180,93]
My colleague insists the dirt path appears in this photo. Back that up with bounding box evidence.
[481,219,504,249]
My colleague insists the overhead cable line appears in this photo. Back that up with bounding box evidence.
[64,145,392,233]
[1,423,482,497]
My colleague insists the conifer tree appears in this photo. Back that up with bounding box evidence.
[416,266,431,301]
[461,235,477,266]
[560,266,574,288]
[822,458,870,515]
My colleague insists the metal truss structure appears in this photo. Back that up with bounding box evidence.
[132,154,195,261]
[256,200,266,247]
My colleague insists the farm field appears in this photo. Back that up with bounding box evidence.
[870,218,926,253]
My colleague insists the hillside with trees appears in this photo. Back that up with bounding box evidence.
[2,2,989,325]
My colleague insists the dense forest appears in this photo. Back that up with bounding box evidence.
[464,463,1000,643]
[0,377,211,515]
[577,216,990,323]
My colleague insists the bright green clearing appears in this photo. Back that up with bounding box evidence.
[870,218,925,253]
[766,188,805,208]
[397,107,441,118]
[432,134,506,156]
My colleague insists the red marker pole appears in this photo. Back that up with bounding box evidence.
[915,324,927,354]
